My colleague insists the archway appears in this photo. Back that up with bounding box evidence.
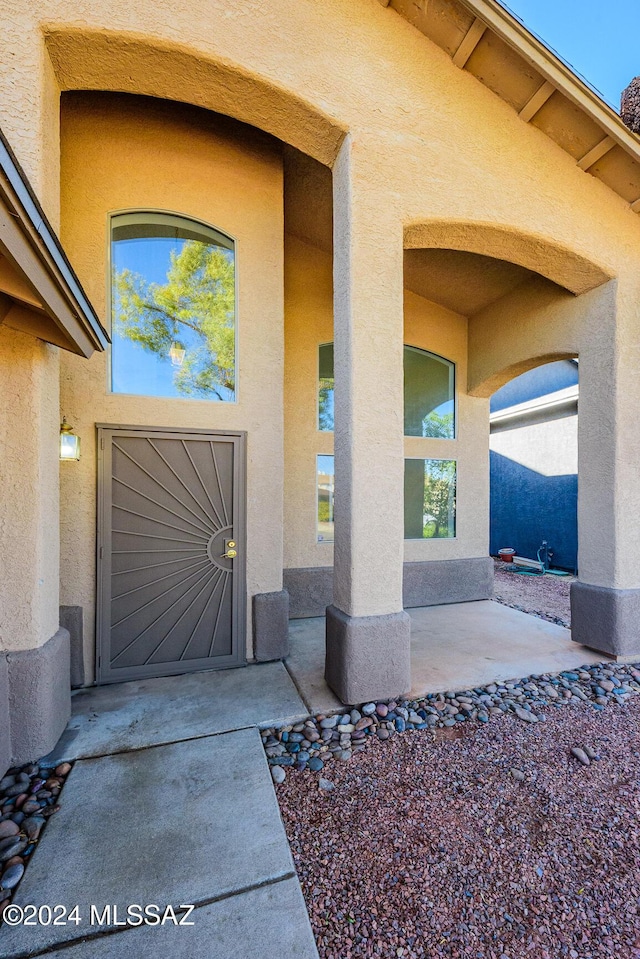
[490,358,579,579]
[56,76,339,686]
[45,27,346,167]
[404,220,612,295]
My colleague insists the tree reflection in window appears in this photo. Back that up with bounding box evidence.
[318,343,454,437]
[404,458,456,539]
[403,346,455,439]
[111,213,236,401]
[318,343,335,431]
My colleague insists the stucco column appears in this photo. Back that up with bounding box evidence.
[571,276,640,658]
[0,328,69,770]
[325,137,411,703]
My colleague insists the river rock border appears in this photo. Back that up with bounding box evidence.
[0,761,71,921]
[493,598,570,628]
[263,661,640,784]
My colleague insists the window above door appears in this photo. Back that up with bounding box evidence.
[110,212,237,401]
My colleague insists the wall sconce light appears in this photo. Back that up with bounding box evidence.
[60,417,81,461]
[169,342,186,367]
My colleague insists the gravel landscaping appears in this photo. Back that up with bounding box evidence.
[268,662,640,958]
[0,761,71,922]
[492,559,573,626]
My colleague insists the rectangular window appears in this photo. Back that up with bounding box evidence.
[404,459,456,539]
[110,212,236,401]
[318,343,335,431]
[317,454,335,542]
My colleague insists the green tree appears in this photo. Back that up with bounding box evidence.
[318,378,335,431]
[318,500,331,524]
[422,409,454,439]
[424,459,456,538]
[113,240,235,399]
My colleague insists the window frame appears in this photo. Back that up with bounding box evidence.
[403,343,457,441]
[316,341,457,439]
[316,452,335,544]
[106,208,240,404]
[403,455,458,541]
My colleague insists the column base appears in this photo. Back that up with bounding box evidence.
[325,605,411,704]
[60,605,85,687]
[0,655,10,777]
[6,627,71,765]
[402,557,493,607]
[253,590,290,662]
[571,582,640,659]
[285,558,494,619]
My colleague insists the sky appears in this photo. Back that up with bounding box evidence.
[499,0,640,108]
[112,236,196,400]
[111,236,235,402]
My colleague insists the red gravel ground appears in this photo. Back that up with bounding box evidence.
[278,699,640,959]
[493,560,573,626]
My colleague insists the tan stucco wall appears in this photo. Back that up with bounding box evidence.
[403,291,489,562]
[609,272,640,589]
[283,249,489,570]
[0,327,60,652]
[58,93,284,675]
[0,4,633,308]
[0,0,632,273]
[0,0,639,620]
[283,235,334,570]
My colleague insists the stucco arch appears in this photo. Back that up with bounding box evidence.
[404,221,613,296]
[473,352,578,399]
[44,27,346,168]
[466,272,615,398]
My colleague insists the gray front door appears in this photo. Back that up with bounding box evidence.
[97,426,246,684]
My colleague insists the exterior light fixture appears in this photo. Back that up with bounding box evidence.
[60,417,81,461]
[169,342,186,367]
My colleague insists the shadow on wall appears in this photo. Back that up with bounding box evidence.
[489,452,577,571]
[490,361,579,413]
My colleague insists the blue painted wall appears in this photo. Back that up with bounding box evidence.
[490,361,578,572]
[490,360,578,413]
[490,452,578,571]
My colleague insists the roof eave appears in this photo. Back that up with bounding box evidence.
[0,128,108,356]
[461,0,640,164]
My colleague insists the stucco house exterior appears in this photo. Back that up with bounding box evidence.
[490,360,579,572]
[2,0,640,774]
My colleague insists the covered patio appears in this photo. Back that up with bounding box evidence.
[286,601,609,714]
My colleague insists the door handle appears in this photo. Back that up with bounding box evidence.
[222,539,237,559]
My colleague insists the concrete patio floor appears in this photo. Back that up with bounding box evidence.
[286,600,609,714]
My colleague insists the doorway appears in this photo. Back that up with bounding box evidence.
[97,426,246,683]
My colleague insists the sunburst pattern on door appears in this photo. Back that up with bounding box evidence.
[98,429,244,683]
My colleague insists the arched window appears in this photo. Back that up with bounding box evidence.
[110,212,236,401]
[317,343,455,438]
[403,346,455,438]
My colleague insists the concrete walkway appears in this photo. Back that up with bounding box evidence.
[287,600,609,714]
[44,660,309,763]
[3,663,318,959]
[4,605,613,957]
